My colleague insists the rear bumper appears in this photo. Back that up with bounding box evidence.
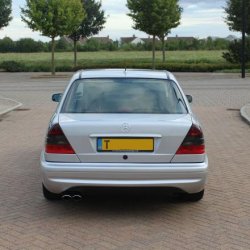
[40,153,208,194]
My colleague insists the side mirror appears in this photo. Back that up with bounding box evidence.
[186,95,193,103]
[52,93,62,102]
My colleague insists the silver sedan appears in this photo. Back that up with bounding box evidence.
[41,69,208,201]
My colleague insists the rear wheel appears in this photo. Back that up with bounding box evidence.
[184,190,204,202]
[42,184,61,200]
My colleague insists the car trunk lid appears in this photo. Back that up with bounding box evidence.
[59,113,192,163]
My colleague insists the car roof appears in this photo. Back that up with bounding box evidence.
[72,69,175,81]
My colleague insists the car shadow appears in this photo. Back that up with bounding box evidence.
[44,188,195,217]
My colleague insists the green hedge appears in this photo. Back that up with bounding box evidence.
[0,59,248,73]
[1,61,25,72]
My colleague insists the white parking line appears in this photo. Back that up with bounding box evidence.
[0,97,23,116]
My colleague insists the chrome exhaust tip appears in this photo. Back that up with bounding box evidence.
[72,194,82,201]
[61,194,72,200]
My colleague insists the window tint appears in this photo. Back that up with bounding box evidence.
[61,78,187,114]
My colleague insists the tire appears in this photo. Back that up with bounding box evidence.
[184,190,204,202]
[43,184,61,200]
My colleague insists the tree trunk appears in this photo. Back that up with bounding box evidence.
[74,39,77,68]
[241,0,246,78]
[162,37,166,62]
[152,35,156,69]
[51,37,55,75]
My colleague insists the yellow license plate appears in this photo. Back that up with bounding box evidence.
[97,138,154,152]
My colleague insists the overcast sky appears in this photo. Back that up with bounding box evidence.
[0,0,240,41]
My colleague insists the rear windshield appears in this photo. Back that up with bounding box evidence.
[61,78,187,114]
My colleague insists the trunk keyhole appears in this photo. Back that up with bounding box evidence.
[123,155,128,160]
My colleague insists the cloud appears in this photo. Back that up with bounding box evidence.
[1,0,236,41]
[100,0,230,38]
[0,17,43,41]
[101,0,128,14]
[186,4,199,10]
[99,13,147,39]
[180,0,225,8]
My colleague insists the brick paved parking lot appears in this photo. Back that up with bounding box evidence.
[0,72,249,249]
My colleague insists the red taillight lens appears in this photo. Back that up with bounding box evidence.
[176,124,205,155]
[45,124,75,154]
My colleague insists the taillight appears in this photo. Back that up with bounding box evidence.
[45,124,75,154]
[176,124,205,154]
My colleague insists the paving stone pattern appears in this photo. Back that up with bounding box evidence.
[0,73,249,249]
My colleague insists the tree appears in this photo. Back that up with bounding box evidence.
[15,38,46,52]
[0,0,12,30]
[155,0,182,62]
[0,37,15,52]
[127,0,157,68]
[223,38,250,63]
[69,0,106,67]
[21,0,85,75]
[55,37,72,52]
[225,0,250,35]
[127,0,181,68]
[225,0,249,77]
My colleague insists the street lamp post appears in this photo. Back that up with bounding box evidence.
[241,0,246,79]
